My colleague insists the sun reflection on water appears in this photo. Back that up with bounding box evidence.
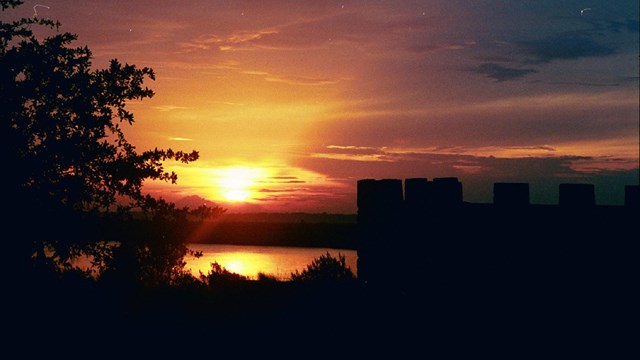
[185,244,357,281]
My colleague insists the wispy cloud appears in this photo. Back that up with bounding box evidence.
[326,145,380,151]
[260,176,307,184]
[306,144,633,174]
[388,146,559,159]
[309,153,393,162]
[310,145,391,162]
[154,105,188,112]
[179,12,420,53]
[473,63,538,81]
[241,70,339,86]
[269,176,298,180]
[304,143,637,179]
[316,144,561,161]
[179,30,278,52]
[569,157,639,173]
[518,33,615,64]
[548,81,620,87]
[168,137,193,141]
[451,164,484,175]
[467,12,637,82]
[309,149,394,162]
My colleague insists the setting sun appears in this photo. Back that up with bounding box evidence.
[215,166,267,202]
[224,260,245,274]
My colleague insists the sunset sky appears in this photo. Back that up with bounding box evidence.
[5,0,638,213]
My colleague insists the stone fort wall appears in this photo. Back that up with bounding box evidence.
[356,177,638,288]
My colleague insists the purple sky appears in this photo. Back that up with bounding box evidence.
[3,0,638,212]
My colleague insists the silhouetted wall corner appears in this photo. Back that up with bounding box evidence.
[404,178,430,206]
[559,183,595,207]
[625,185,639,208]
[431,177,463,207]
[356,178,405,285]
[356,178,404,223]
[357,179,378,211]
[493,183,530,207]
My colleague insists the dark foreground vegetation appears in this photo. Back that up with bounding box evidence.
[13,247,635,358]
[15,253,366,349]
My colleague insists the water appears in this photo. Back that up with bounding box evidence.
[185,244,357,281]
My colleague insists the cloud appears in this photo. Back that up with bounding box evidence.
[258,188,289,193]
[569,157,639,173]
[581,18,640,34]
[310,144,392,162]
[179,30,278,52]
[326,145,385,155]
[548,81,620,87]
[304,144,638,180]
[241,70,339,86]
[474,63,538,81]
[168,137,193,141]
[296,147,638,206]
[518,33,615,64]
[309,153,393,162]
[180,11,436,53]
[250,12,385,49]
[260,176,307,184]
[314,90,638,149]
[268,176,299,180]
[154,105,188,112]
[180,14,371,52]
[468,10,637,81]
[383,145,558,158]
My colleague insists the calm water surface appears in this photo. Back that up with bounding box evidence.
[185,244,357,281]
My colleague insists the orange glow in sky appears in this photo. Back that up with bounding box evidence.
[215,167,266,202]
[6,1,635,210]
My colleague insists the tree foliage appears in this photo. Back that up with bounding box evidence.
[2,2,195,213]
[1,0,221,286]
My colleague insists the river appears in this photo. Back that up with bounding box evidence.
[185,244,357,281]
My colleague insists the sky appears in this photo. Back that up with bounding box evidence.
[4,0,639,213]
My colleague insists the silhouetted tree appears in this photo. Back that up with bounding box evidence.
[1,1,221,286]
[291,252,356,283]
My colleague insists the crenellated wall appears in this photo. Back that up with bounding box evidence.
[493,182,530,207]
[356,177,639,288]
[559,183,595,207]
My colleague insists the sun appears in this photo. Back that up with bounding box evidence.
[223,189,251,202]
[224,260,245,274]
[215,166,265,202]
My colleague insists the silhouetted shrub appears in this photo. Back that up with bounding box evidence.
[257,272,280,282]
[200,262,248,287]
[291,252,356,283]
